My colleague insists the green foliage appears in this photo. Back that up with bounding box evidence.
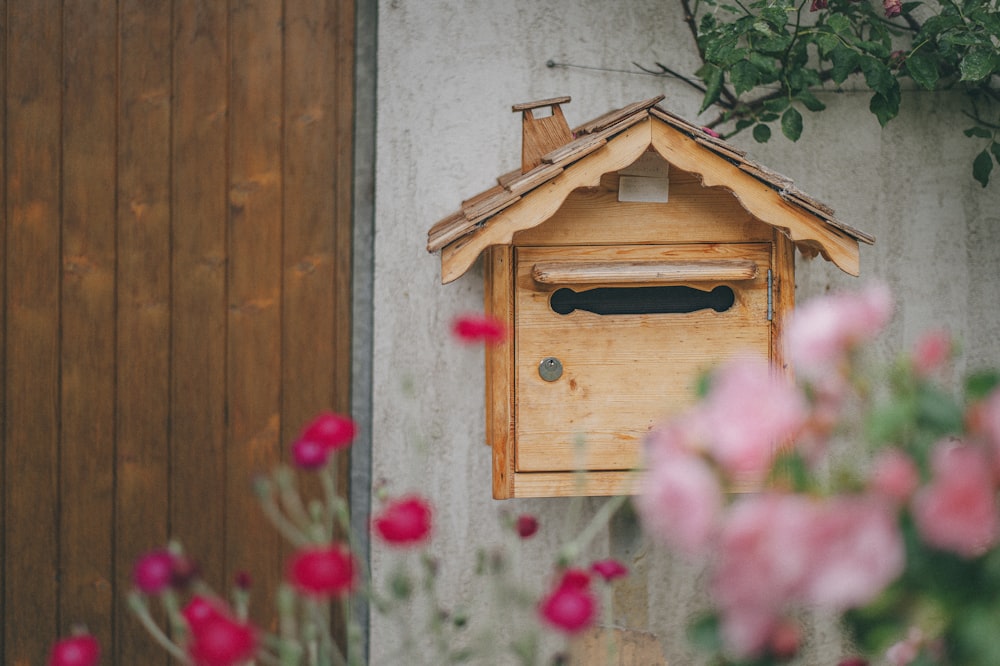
[683,0,1000,185]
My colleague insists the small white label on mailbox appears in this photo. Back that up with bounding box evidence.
[618,175,669,203]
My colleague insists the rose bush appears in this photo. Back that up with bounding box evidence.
[638,283,1000,665]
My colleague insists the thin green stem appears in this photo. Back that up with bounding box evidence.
[128,593,193,664]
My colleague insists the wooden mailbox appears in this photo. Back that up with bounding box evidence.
[427,96,874,499]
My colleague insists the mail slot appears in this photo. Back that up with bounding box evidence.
[426,96,875,498]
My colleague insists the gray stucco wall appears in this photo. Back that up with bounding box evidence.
[368,1,1000,663]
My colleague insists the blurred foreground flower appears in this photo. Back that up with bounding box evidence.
[451,313,507,345]
[48,633,100,666]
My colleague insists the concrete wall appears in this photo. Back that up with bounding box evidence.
[369,1,1000,663]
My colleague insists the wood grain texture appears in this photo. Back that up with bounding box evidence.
[511,471,642,498]
[520,104,573,172]
[170,0,229,609]
[4,3,62,662]
[441,119,654,283]
[60,0,117,651]
[531,259,758,285]
[514,244,772,472]
[512,171,771,246]
[649,121,861,275]
[485,247,516,499]
[116,1,173,661]
[229,0,285,631]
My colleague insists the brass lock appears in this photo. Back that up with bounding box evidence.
[538,356,563,382]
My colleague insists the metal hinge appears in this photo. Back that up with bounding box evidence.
[767,269,773,321]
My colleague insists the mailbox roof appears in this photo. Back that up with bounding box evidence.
[427,96,875,283]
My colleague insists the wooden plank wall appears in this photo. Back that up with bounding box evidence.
[1,1,356,663]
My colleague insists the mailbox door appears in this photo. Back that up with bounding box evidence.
[514,243,772,472]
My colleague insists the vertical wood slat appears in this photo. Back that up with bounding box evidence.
[170,0,229,602]
[59,0,117,653]
[116,1,172,663]
[2,0,355,661]
[4,2,63,664]
[228,0,285,629]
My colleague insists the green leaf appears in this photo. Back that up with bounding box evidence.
[762,96,790,113]
[870,91,900,127]
[781,107,803,141]
[859,56,895,97]
[964,126,992,138]
[827,13,852,35]
[815,31,840,57]
[960,46,996,81]
[687,614,724,653]
[753,123,772,142]
[730,59,760,95]
[973,149,993,187]
[831,46,860,84]
[796,88,827,112]
[905,51,939,90]
[735,117,756,131]
[760,6,789,29]
[966,370,1000,400]
[919,14,963,39]
[699,66,725,113]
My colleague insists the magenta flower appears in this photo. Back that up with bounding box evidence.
[286,544,356,598]
[702,126,721,138]
[48,633,100,666]
[300,412,357,450]
[515,514,539,539]
[912,441,999,557]
[451,314,507,345]
[373,496,432,546]
[538,569,598,634]
[291,437,331,470]
[131,549,176,594]
[182,596,228,631]
[182,596,257,666]
[883,0,902,17]
[591,559,629,582]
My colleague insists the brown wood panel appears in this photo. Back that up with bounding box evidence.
[4,2,63,664]
[514,244,772,472]
[59,0,118,652]
[228,0,285,631]
[169,0,229,604]
[116,1,173,663]
[2,1,356,660]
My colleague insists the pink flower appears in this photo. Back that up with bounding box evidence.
[810,0,828,10]
[132,549,176,594]
[591,559,629,582]
[802,496,904,609]
[287,544,356,597]
[452,314,507,345]
[48,633,101,666]
[701,358,807,481]
[911,329,951,377]
[300,412,357,450]
[768,619,802,659]
[539,569,598,633]
[968,387,1000,456]
[883,0,902,17]
[638,442,722,556]
[912,441,1000,557]
[515,514,539,539]
[291,437,330,469]
[702,126,721,138]
[885,627,924,665]
[786,283,893,379]
[711,494,816,656]
[182,596,229,631]
[373,496,432,546]
[868,448,920,504]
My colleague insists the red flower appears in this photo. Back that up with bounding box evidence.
[451,314,507,345]
[590,559,629,582]
[187,618,257,666]
[373,496,432,546]
[48,634,100,666]
[287,544,356,597]
[539,568,598,634]
[182,596,228,631]
[132,549,176,594]
[291,437,331,470]
[300,412,357,451]
[516,514,540,539]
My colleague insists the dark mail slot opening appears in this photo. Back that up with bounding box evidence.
[550,285,735,316]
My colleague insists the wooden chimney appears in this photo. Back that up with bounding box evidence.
[513,96,574,173]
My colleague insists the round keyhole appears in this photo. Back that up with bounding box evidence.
[539,357,563,382]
